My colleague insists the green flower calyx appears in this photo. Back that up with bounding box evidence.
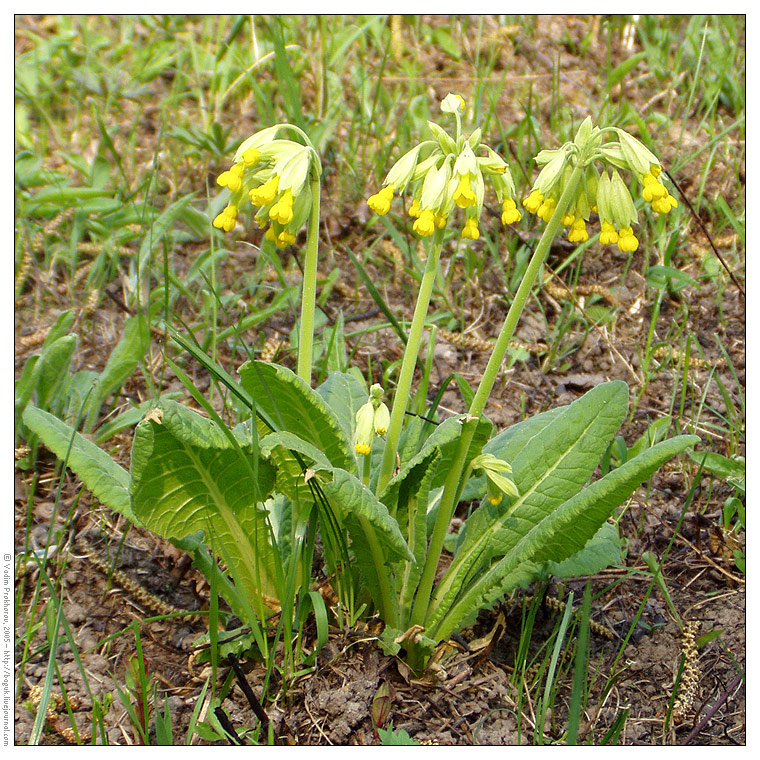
[354,384,390,456]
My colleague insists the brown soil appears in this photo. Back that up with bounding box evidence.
[14,15,744,746]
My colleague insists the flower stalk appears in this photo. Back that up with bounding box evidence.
[409,164,585,632]
[296,175,321,383]
[376,229,444,496]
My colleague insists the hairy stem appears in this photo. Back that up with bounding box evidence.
[376,229,444,496]
[296,175,321,384]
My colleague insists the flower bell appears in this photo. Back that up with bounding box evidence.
[471,453,519,505]
[212,125,321,249]
[365,93,520,240]
[354,384,390,456]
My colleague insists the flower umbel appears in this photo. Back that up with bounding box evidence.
[522,117,678,252]
[211,125,321,248]
[365,93,519,239]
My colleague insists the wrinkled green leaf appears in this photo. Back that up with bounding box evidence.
[130,399,280,608]
[239,360,356,473]
[22,405,136,523]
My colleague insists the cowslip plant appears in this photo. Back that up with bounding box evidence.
[23,96,698,677]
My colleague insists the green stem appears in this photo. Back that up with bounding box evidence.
[296,175,321,384]
[410,164,585,631]
[376,229,444,496]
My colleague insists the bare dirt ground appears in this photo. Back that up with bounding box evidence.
[14,16,744,745]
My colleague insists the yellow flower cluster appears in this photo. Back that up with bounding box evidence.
[366,94,520,242]
[520,119,678,254]
[212,127,320,249]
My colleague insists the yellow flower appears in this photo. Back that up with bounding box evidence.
[354,402,376,456]
[651,194,678,214]
[241,148,260,166]
[212,204,238,232]
[216,164,244,193]
[501,198,521,225]
[641,172,668,203]
[537,196,557,222]
[373,403,390,436]
[250,175,280,206]
[453,173,477,208]
[567,218,588,243]
[617,226,639,252]
[276,230,296,248]
[269,189,294,225]
[367,184,395,215]
[462,217,480,240]
[599,222,619,245]
[413,208,436,237]
[408,198,421,218]
[523,189,544,214]
[561,213,575,227]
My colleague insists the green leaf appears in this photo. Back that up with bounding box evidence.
[686,449,745,485]
[36,334,77,411]
[427,382,630,634]
[130,399,280,608]
[136,194,195,275]
[321,467,411,616]
[608,51,647,87]
[14,354,41,431]
[85,314,150,428]
[315,371,368,450]
[376,725,420,746]
[545,520,623,577]
[322,469,411,563]
[22,405,136,523]
[239,360,356,474]
[432,434,698,640]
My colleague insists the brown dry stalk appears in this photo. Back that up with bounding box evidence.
[651,345,724,370]
[671,620,700,724]
[521,593,616,641]
[436,327,548,356]
[27,683,90,744]
[81,539,202,622]
[543,275,623,309]
[260,336,284,362]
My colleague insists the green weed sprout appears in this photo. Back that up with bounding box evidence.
[212,124,322,383]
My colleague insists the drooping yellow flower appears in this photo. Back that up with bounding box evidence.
[413,208,436,237]
[461,217,480,240]
[408,198,421,218]
[523,189,544,214]
[567,218,588,243]
[241,148,260,166]
[453,173,477,208]
[216,164,245,193]
[617,226,639,252]
[651,194,678,214]
[212,204,238,232]
[537,196,557,222]
[599,221,619,245]
[501,197,521,225]
[269,189,294,225]
[367,184,395,216]
[250,175,280,206]
[276,230,296,248]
